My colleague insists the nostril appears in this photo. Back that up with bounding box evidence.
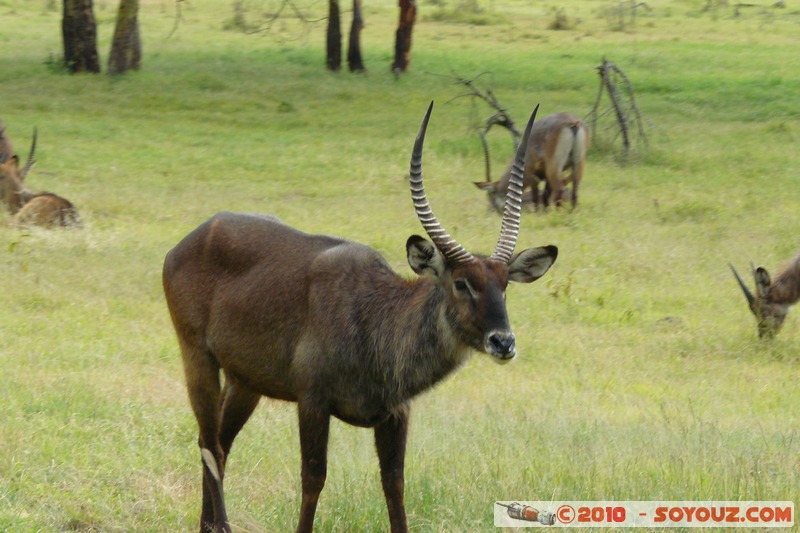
[488,332,515,356]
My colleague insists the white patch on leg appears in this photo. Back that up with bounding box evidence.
[201,448,221,483]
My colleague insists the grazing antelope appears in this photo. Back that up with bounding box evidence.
[730,253,800,338]
[0,126,81,228]
[163,102,558,533]
[474,112,588,212]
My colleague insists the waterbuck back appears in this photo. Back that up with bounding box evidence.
[730,252,800,338]
[474,111,589,211]
[163,102,558,533]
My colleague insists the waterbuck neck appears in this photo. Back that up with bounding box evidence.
[0,168,28,214]
[345,272,471,406]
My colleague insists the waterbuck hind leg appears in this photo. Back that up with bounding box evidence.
[201,448,230,533]
[177,340,230,533]
[218,378,261,456]
[200,378,261,532]
[570,176,579,210]
[375,407,410,533]
[296,401,331,533]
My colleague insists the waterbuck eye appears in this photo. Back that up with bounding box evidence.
[454,279,470,293]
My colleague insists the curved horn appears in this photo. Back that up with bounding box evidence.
[729,263,755,306]
[477,128,491,184]
[19,127,37,181]
[410,101,474,265]
[490,104,539,263]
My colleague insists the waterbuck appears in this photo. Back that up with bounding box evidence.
[730,253,800,338]
[474,111,588,212]
[162,102,558,533]
[0,126,81,228]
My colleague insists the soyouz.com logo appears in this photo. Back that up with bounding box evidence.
[493,501,794,527]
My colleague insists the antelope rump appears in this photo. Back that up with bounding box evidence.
[474,111,589,212]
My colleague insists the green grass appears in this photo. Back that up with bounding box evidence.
[1,0,800,531]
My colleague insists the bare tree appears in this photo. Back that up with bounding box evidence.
[108,0,142,75]
[347,0,366,72]
[392,0,416,72]
[587,58,647,155]
[447,74,521,146]
[326,0,366,72]
[242,0,405,74]
[62,0,100,73]
[326,0,342,70]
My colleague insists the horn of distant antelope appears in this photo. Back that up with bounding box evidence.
[478,128,492,184]
[19,127,37,180]
[409,101,474,265]
[490,104,539,264]
[729,263,755,306]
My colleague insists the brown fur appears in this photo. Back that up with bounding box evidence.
[731,252,800,338]
[13,193,81,228]
[164,214,556,533]
[0,120,14,158]
[164,105,559,532]
[474,112,589,211]
[767,252,800,306]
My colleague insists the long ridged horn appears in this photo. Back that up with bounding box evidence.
[729,263,755,306]
[410,101,474,265]
[19,127,37,181]
[478,128,491,183]
[490,104,539,263]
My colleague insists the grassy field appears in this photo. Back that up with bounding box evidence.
[1,0,799,531]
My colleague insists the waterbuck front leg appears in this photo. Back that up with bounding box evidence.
[375,405,410,533]
[296,399,331,533]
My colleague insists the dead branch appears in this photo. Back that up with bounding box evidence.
[605,1,651,31]
[443,73,521,147]
[587,58,647,155]
[249,0,326,40]
[166,0,184,39]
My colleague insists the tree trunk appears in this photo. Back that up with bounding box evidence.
[347,0,365,72]
[391,0,416,72]
[62,0,100,73]
[326,0,342,71]
[108,0,142,76]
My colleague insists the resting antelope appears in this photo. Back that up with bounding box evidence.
[0,120,14,158]
[730,252,800,338]
[474,111,588,212]
[163,102,558,533]
[0,126,81,228]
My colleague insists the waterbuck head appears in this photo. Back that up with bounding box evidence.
[407,102,557,363]
[0,127,37,214]
[729,263,788,338]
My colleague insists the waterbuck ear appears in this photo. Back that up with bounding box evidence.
[406,235,445,278]
[473,181,496,192]
[508,245,558,283]
[754,267,771,296]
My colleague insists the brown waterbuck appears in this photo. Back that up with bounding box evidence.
[474,111,588,212]
[730,253,800,338]
[162,102,558,533]
[0,125,81,228]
